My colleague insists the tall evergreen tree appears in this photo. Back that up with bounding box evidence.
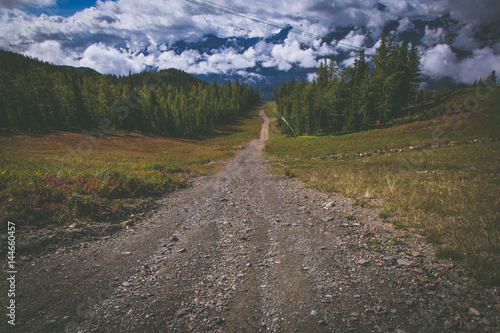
[486,70,498,85]
[0,49,260,137]
[274,36,424,135]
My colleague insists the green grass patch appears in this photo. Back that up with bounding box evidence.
[264,101,278,118]
[0,105,263,230]
[265,89,500,285]
[435,246,464,260]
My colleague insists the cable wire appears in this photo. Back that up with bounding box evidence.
[421,64,448,78]
[183,0,364,51]
[184,0,451,80]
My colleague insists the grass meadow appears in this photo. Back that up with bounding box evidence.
[264,88,500,285]
[0,106,263,231]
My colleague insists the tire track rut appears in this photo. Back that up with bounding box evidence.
[8,105,499,333]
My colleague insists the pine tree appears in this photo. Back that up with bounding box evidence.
[407,41,423,100]
[274,35,424,135]
[0,49,260,137]
[486,70,498,85]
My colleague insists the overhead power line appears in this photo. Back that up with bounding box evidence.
[184,0,284,31]
[421,64,448,78]
[184,0,449,79]
[182,0,364,51]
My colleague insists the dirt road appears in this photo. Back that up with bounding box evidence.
[6,105,499,332]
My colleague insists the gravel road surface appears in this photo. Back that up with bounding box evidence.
[5,106,499,332]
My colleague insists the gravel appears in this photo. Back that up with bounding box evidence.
[4,106,499,332]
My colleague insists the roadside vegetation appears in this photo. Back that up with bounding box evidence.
[0,50,260,137]
[274,36,498,138]
[0,106,263,231]
[0,49,262,233]
[264,88,500,285]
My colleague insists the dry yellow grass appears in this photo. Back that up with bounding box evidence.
[265,89,500,285]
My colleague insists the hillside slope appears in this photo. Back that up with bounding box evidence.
[0,49,260,136]
[264,87,500,285]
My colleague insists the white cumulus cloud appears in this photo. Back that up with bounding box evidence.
[422,44,500,84]
[79,43,148,75]
[0,0,499,84]
[0,0,55,9]
[422,26,446,47]
[259,39,317,71]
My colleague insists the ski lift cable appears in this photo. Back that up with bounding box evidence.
[184,0,285,31]
[183,0,364,51]
[185,0,449,78]
[189,0,318,39]
[421,64,448,78]
[196,0,290,30]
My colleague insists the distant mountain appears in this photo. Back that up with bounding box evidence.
[3,0,498,99]
[4,0,485,102]
[134,9,470,100]
[59,65,101,76]
[0,49,97,76]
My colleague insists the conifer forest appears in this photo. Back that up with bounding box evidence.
[0,50,260,137]
[274,37,424,135]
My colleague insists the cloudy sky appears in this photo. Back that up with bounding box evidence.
[1,0,499,85]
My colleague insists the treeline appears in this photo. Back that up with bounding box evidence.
[0,50,260,137]
[274,36,422,135]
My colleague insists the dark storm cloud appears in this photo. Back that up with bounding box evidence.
[0,0,54,9]
[0,0,499,82]
[448,0,500,26]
